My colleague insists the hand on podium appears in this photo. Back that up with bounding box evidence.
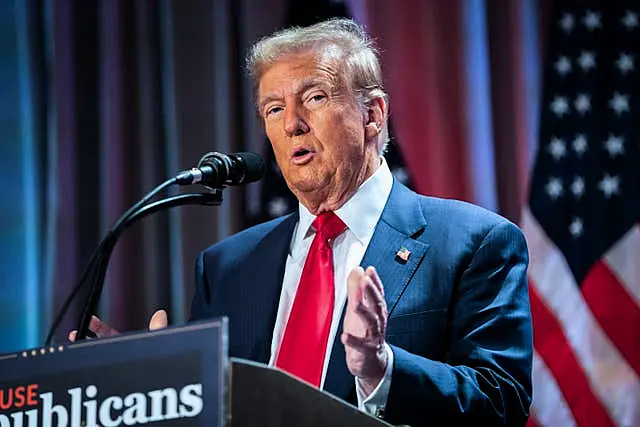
[68,309,168,341]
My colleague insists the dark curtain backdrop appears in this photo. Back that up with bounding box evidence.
[1,0,553,351]
[42,0,252,340]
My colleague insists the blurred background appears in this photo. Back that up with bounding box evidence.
[0,0,638,425]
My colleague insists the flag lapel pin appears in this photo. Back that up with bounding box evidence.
[395,247,411,263]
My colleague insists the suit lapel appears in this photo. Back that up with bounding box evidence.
[233,213,298,364]
[324,181,429,401]
[359,224,429,316]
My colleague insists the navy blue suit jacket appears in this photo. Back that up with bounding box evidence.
[189,181,533,426]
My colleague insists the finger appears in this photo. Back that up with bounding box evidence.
[90,315,118,338]
[365,266,384,296]
[341,332,382,352]
[68,329,96,341]
[362,280,387,322]
[346,275,383,334]
[355,300,382,336]
[149,309,168,331]
[347,266,365,306]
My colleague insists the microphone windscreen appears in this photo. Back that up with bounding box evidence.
[234,152,266,184]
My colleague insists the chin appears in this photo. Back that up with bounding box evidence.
[290,181,325,195]
[287,174,330,195]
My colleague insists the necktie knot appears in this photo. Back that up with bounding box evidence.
[312,212,346,241]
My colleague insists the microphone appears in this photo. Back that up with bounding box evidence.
[176,151,266,188]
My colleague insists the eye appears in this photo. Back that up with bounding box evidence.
[308,93,326,103]
[304,91,327,107]
[265,105,283,118]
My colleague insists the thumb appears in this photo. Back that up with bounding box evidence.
[347,266,365,306]
[149,309,168,331]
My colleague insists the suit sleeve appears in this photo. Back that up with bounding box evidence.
[384,221,533,427]
[188,252,211,322]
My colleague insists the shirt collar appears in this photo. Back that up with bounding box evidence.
[292,157,394,254]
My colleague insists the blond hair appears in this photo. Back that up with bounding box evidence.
[247,18,389,153]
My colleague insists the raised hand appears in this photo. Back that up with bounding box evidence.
[341,266,388,396]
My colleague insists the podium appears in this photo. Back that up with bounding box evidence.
[0,319,390,426]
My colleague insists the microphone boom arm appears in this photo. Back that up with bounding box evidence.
[75,191,223,341]
[45,149,264,346]
[46,190,223,345]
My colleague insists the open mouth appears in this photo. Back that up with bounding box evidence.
[292,148,311,158]
[291,147,314,164]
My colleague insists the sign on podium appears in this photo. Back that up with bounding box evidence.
[0,318,390,426]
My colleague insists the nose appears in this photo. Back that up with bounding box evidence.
[284,105,309,137]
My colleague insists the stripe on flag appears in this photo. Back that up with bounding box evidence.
[530,351,577,427]
[604,225,640,308]
[582,259,640,377]
[529,283,615,427]
[523,209,640,426]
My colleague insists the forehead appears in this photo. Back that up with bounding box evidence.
[257,51,343,98]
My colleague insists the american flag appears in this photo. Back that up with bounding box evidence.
[522,3,640,426]
[248,0,413,225]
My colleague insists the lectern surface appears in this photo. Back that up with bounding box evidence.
[230,358,392,427]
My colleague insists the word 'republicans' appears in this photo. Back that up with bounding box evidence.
[0,383,203,427]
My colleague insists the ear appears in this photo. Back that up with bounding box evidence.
[364,122,379,140]
[364,96,387,141]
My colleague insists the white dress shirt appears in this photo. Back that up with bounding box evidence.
[268,158,395,416]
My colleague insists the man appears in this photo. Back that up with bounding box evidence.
[82,18,533,426]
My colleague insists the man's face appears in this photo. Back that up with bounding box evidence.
[258,51,379,212]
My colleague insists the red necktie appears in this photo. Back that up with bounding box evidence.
[276,212,346,386]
